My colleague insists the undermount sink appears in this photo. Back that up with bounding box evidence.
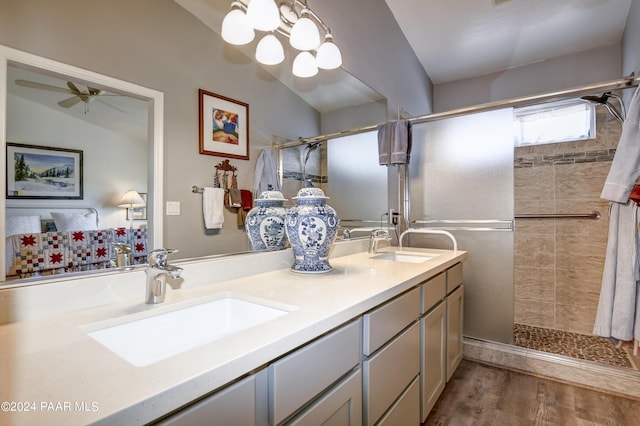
[83,294,294,366]
[370,251,438,263]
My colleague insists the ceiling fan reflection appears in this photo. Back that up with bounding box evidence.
[15,79,126,114]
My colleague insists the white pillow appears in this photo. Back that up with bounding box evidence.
[50,212,98,232]
[6,215,41,236]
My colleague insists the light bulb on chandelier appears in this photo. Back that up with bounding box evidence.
[220,0,342,78]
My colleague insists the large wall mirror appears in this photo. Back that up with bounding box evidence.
[0,45,163,285]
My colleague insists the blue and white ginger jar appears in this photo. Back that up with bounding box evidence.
[286,185,339,273]
[245,190,288,251]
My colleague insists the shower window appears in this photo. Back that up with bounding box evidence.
[514,99,595,146]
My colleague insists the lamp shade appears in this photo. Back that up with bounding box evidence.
[316,35,342,69]
[118,190,146,208]
[246,0,280,32]
[221,6,254,45]
[255,34,285,65]
[289,12,321,51]
[292,51,318,78]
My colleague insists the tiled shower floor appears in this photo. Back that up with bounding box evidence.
[513,323,638,370]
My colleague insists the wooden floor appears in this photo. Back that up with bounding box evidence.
[424,360,640,426]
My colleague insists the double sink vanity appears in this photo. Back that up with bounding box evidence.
[0,240,466,425]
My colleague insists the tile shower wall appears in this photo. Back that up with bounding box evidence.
[514,109,621,335]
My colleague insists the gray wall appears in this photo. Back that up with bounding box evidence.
[314,0,433,118]
[623,0,640,76]
[0,0,429,259]
[433,44,622,112]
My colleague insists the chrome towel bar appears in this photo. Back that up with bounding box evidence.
[515,211,600,220]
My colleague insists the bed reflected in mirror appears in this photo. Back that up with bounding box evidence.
[1,47,163,285]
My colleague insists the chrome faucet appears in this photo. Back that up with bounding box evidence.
[146,248,183,304]
[368,229,392,254]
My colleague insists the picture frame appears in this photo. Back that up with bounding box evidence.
[199,89,249,160]
[126,192,147,221]
[6,142,83,199]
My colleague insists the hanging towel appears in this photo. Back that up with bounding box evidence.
[228,188,242,208]
[203,187,225,229]
[240,189,253,211]
[377,120,412,166]
[237,190,253,226]
[601,86,640,202]
[390,120,412,165]
[377,122,390,165]
[253,148,281,198]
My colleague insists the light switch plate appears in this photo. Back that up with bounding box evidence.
[166,201,181,216]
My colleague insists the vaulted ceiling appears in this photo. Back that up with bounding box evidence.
[385,0,632,84]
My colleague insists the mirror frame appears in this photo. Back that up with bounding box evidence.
[0,44,164,282]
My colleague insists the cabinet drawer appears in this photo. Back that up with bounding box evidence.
[447,262,463,294]
[158,374,257,425]
[421,272,446,314]
[363,287,420,356]
[286,368,362,426]
[376,376,420,426]
[269,320,360,425]
[363,321,420,426]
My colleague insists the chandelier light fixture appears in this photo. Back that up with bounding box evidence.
[221,0,343,78]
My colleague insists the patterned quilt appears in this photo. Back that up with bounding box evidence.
[6,228,147,278]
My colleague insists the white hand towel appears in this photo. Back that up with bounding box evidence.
[203,187,225,229]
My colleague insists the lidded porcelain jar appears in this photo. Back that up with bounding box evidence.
[245,190,288,251]
[285,184,339,273]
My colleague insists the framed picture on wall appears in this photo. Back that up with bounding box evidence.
[199,89,250,160]
[6,142,83,199]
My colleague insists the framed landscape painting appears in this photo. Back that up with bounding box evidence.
[6,143,83,199]
[199,89,249,160]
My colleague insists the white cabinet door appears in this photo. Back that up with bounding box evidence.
[286,369,362,426]
[158,374,258,426]
[446,284,464,382]
[420,300,446,422]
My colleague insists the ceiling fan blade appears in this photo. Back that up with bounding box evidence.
[67,81,90,95]
[96,98,128,113]
[58,96,82,108]
[15,79,74,94]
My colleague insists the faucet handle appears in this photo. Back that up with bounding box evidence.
[149,248,179,267]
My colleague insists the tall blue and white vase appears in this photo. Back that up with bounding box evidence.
[286,184,339,273]
[245,191,288,251]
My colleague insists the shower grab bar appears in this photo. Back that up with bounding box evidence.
[411,219,514,231]
[515,211,600,220]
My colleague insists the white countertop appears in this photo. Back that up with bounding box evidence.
[0,247,466,425]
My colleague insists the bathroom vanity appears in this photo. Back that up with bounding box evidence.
[0,241,466,425]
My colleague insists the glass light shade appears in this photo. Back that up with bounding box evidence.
[316,37,342,69]
[247,0,280,32]
[292,51,318,78]
[221,8,255,45]
[255,34,285,65]
[289,14,321,51]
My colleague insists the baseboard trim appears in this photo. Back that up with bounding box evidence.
[463,337,640,401]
